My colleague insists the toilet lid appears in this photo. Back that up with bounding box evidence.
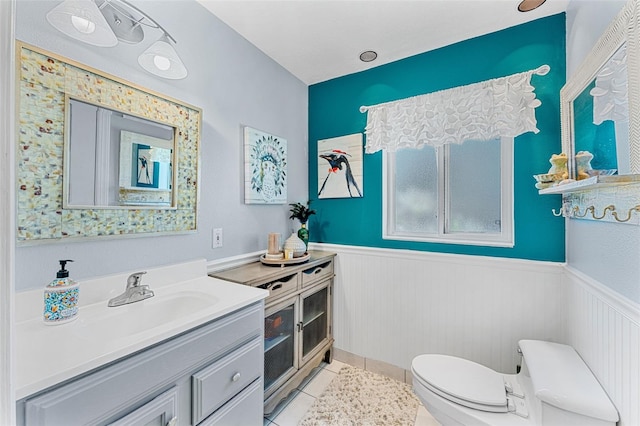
[412,354,508,412]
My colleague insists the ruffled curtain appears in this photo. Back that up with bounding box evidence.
[360,65,550,153]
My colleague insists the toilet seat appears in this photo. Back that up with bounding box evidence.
[412,354,509,413]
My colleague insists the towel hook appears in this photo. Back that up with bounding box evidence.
[611,205,640,223]
[573,205,593,218]
[592,205,615,220]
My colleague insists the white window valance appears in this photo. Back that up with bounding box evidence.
[360,64,550,153]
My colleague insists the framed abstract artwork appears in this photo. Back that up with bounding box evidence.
[317,133,364,199]
[244,126,287,204]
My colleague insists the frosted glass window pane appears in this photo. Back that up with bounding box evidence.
[448,139,501,234]
[394,146,437,233]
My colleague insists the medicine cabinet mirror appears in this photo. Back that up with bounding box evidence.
[560,0,640,181]
[64,97,177,209]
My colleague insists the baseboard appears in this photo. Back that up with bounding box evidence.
[333,347,413,385]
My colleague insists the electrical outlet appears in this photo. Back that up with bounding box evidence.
[212,228,223,248]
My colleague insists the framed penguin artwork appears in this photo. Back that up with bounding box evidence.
[317,133,364,199]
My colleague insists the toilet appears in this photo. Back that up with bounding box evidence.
[411,340,619,426]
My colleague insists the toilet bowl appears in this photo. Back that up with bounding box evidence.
[411,340,619,426]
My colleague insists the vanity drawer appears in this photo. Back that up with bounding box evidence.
[198,379,263,426]
[258,273,299,303]
[301,261,333,287]
[192,337,262,424]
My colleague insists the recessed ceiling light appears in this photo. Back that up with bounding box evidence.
[359,50,378,63]
[518,0,547,12]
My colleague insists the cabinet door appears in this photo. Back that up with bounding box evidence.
[300,280,332,364]
[264,296,299,396]
[107,387,178,426]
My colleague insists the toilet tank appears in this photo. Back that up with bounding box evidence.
[518,340,619,426]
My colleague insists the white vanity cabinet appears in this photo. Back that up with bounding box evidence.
[16,301,264,426]
[210,251,335,415]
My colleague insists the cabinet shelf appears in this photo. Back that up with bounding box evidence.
[539,174,640,195]
[264,334,291,353]
[303,310,326,326]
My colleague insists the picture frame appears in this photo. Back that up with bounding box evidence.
[134,144,157,188]
[244,126,287,204]
[317,133,364,199]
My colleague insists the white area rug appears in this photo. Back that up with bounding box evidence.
[299,365,420,426]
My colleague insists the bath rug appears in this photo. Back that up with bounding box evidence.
[299,365,420,426]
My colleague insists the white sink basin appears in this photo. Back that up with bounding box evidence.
[71,288,218,342]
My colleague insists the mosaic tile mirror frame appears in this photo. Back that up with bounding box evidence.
[16,42,202,243]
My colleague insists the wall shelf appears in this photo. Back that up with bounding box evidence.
[539,174,640,195]
[540,174,640,225]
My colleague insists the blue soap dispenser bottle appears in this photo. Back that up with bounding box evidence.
[44,260,80,325]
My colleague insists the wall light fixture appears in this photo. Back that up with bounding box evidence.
[46,0,187,79]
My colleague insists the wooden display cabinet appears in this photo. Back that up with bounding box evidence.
[210,250,335,415]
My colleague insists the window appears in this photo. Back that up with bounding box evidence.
[383,137,513,247]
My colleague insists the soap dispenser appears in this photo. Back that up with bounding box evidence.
[44,260,79,325]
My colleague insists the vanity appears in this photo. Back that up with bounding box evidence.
[14,259,267,426]
[210,250,336,415]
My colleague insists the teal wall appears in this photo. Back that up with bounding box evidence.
[308,14,566,262]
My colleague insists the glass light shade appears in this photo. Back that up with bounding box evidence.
[46,0,118,47]
[71,15,95,34]
[138,38,188,79]
[153,55,172,71]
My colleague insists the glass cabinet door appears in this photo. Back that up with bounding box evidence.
[264,297,298,394]
[300,282,331,361]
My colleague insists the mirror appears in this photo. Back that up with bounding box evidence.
[561,0,640,181]
[17,43,201,243]
[573,44,628,175]
[64,97,177,209]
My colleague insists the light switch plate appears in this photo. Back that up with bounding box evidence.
[212,228,223,248]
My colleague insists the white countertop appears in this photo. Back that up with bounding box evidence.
[15,259,267,400]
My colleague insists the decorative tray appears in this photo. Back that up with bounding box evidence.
[260,253,310,266]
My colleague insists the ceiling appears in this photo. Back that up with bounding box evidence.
[197,0,570,85]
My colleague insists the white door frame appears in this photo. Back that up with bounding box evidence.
[1,0,16,423]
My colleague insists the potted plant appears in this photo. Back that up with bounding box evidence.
[289,200,316,249]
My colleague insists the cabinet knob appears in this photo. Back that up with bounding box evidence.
[166,417,178,426]
[232,372,241,382]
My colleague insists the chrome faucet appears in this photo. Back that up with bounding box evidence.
[107,271,154,307]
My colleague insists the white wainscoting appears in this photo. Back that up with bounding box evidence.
[564,266,640,426]
[208,244,638,424]
[314,244,566,374]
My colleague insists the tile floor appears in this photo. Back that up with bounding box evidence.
[264,359,441,426]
